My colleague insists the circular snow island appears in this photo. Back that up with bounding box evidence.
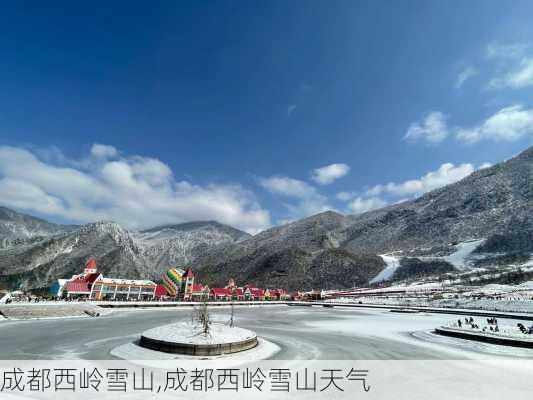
[139,322,258,356]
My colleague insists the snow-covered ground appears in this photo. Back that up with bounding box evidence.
[3,304,533,399]
[466,280,533,296]
[0,302,113,320]
[354,296,533,313]
[2,304,533,363]
[142,321,256,345]
[307,308,533,359]
[349,279,533,312]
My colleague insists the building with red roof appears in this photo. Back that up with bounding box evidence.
[181,267,195,300]
[191,284,209,301]
[270,289,290,300]
[64,279,90,295]
[232,287,244,300]
[84,273,102,286]
[210,287,231,301]
[155,285,169,298]
[192,284,203,292]
[57,258,158,301]
[248,287,266,301]
[54,260,291,303]
[84,258,97,274]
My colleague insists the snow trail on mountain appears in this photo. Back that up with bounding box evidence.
[370,255,401,283]
[444,239,485,270]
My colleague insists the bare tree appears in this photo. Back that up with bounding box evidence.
[229,301,235,328]
[195,298,211,335]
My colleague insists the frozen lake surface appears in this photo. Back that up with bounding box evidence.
[0,305,532,360]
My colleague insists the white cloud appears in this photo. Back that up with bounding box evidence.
[258,176,315,198]
[340,161,486,215]
[0,145,270,234]
[348,197,387,214]
[366,162,476,197]
[0,178,64,215]
[483,42,533,89]
[486,42,529,59]
[336,191,357,201]
[259,175,331,220]
[455,105,533,144]
[489,58,533,89]
[284,196,331,220]
[506,58,533,88]
[455,66,478,89]
[91,143,118,158]
[403,112,449,144]
[311,163,350,185]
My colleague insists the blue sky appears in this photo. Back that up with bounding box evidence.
[1,1,533,233]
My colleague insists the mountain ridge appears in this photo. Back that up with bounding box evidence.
[0,206,77,243]
[194,146,532,288]
[0,211,251,289]
[0,145,532,290]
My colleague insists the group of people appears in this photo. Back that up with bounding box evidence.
[456,316,500,332]
[516,323,533,335]
[457,316,481,329]
[484,317,500,332]
[456,316,533,335]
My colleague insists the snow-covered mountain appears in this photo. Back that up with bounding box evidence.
[0,207,75,245]
[341,146,533,254]
[194,146,533,289]
[0,221,148,289]
[1,146,532,291]
[0,213,250,290]
[135,221,251,270]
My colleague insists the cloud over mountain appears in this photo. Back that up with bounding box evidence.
[348,196,387,214]
[337,161,486,215]
[258,175,331,221]
[366,162,477,197]
[456,105,533,144]
[0,145,271,234]
[403,112,449,144]
[311,163,350,185]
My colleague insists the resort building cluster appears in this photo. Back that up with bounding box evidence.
[51,258,164,301]
[51,258,294,302]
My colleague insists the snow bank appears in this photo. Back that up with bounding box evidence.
[0,303,111,320]
[111,338,280,366]
[142,322,256,345]
[518,281,533,290]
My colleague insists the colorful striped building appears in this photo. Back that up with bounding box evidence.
[162,268,185,297]
[161,267,195,300]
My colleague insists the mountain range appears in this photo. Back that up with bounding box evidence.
[1,146,532,291]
